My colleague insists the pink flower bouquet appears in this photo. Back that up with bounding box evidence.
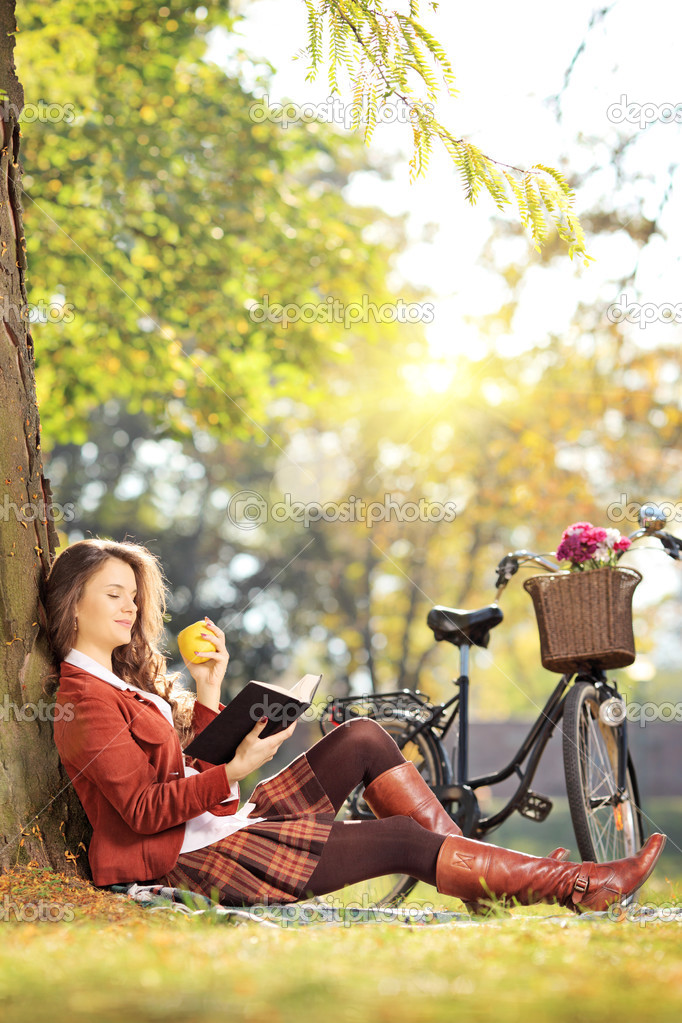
[556,521,631,571]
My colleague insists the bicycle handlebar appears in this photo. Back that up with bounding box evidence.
[622,528,682,561]
[494,551,559,588]
[494,523,682,598]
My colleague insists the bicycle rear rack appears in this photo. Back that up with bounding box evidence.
[322,690,435,729]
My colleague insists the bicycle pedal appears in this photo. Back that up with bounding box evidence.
[517,791,553,822]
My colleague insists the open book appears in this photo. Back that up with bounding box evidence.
[183,673,322,765]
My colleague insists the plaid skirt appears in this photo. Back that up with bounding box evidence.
[156,753,336,906]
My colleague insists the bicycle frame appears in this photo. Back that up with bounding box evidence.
[440,650,632,838]
[322,658,630,840]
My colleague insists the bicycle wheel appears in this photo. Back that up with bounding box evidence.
[334,711,447,907]
[562,681,644,863]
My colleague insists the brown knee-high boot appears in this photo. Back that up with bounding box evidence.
[363,762,571,914]
[434,832,666,913]
[362,761,463,836]
[362,760,570,857]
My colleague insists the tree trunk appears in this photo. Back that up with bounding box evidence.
[0,0,91,877]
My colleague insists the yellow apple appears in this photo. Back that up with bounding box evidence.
[177,621,217,665]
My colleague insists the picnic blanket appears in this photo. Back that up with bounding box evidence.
[109,882,470,926]
[109,883,641,927]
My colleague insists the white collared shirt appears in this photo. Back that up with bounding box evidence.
[64,648,264,853]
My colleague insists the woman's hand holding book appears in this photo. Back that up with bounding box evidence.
[224,717,298,785]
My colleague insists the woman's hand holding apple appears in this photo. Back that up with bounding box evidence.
[177,617,228,712]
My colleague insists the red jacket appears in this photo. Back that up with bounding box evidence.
[53,662,238,886]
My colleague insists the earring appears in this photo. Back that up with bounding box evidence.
[74,617,78,631]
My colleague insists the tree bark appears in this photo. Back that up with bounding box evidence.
[0,0,91,876]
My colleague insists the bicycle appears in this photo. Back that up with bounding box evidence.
[318,504,682,906]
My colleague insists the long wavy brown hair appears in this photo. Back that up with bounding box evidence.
[42,537,195,745]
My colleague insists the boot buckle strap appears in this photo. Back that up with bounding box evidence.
[571,869,590,903]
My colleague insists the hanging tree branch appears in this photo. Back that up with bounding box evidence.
[297,0,591,263]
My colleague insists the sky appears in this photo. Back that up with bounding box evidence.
[207,0,682,376]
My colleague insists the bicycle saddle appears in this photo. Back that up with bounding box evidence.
[427,604,504,648]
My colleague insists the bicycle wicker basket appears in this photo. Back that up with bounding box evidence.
[523,566,642,674]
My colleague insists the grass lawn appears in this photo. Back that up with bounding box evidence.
[0,864,681,1023]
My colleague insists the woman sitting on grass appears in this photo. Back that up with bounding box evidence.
[44,537,665,914]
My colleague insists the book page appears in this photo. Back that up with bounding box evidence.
[288,673,322,702]
[246,673,321,702]
[248,679,293,698]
